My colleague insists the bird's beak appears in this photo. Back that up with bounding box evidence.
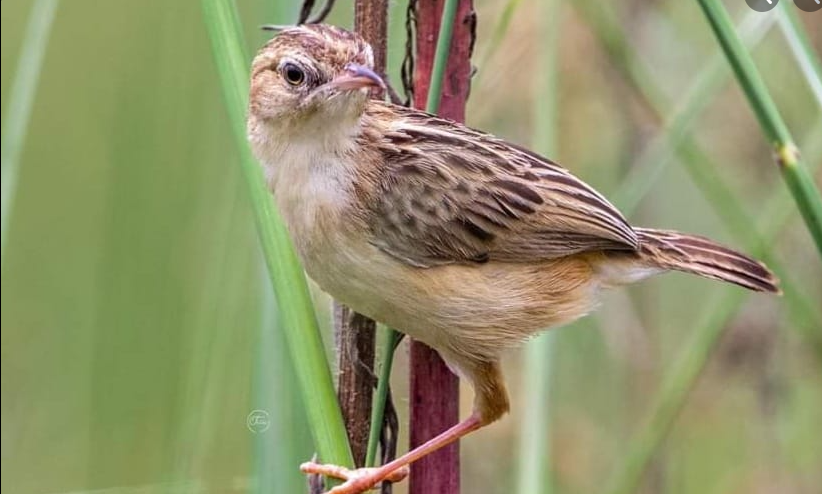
[327,63,385,92]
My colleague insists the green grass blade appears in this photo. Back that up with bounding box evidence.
[251,3,305,493]
[697,1,790,141]
[425,0,459,115]
[516,0,560,493]
[602,129,822,493]
[576,3,822,490]
[576,3,821,334]
[201,0,353,468]
[777,4,822,109]
[677,129,822,344]
[517,335,557,493]
[605,11,774,213]
[365,328,402,468]
[696,0,822,258]
[0,0,58,267]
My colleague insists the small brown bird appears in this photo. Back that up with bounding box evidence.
[247,24,779,494]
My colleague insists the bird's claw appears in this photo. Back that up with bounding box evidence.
[300,461,409,494]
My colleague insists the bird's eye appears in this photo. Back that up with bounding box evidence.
[282,63,305,86]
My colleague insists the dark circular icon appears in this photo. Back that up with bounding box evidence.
[745,0,780,11]
[794,0,822,12]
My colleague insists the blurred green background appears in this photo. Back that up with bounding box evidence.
[2,1,820,494]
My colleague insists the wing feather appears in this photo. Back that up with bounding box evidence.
[365,103,638,267]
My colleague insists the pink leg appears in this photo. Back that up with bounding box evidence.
[301,413,483,494]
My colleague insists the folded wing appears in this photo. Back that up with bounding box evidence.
[365,103,638,268]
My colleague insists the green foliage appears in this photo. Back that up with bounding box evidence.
[201,0,353,469]
[2,1,821,494]
[696,0,822,257]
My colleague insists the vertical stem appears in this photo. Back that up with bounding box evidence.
[516,0,560,492]
[202,0,352,468]
[334,308,377,467]
[355,0,389,78]
[1,0,59,267]
[409,1,474,493]
[334,0,389,467]
[365,329,402,468]
[424,0,460,114]
[517,338,556,493]
[408,343,461,493]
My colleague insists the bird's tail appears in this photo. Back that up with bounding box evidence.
[623,228,780,293]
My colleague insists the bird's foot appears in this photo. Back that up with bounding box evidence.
[300,461,409,494]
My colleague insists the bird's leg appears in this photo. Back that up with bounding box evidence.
[300,413,483,494]
[301,359,509,494]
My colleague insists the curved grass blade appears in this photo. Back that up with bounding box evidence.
[575,3,820,334]
[201,0,353,469]
[696,0,822,257]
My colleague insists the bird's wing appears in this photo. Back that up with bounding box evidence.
[365,103,639,267]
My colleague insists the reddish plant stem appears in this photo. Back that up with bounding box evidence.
[409,1,475,493]
[334,0,388,468]
[408,343,461,493]
[354,0,388,95]
[334,306,376,467]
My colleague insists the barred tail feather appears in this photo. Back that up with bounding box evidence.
[629,228,780,294]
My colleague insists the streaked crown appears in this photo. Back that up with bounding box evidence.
[249,24,375,121]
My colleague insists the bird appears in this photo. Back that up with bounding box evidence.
[247,23,780,494]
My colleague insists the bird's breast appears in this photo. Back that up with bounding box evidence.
[261,145,601,362]
[264,143,356,246]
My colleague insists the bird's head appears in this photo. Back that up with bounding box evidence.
[248,24,383,128]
